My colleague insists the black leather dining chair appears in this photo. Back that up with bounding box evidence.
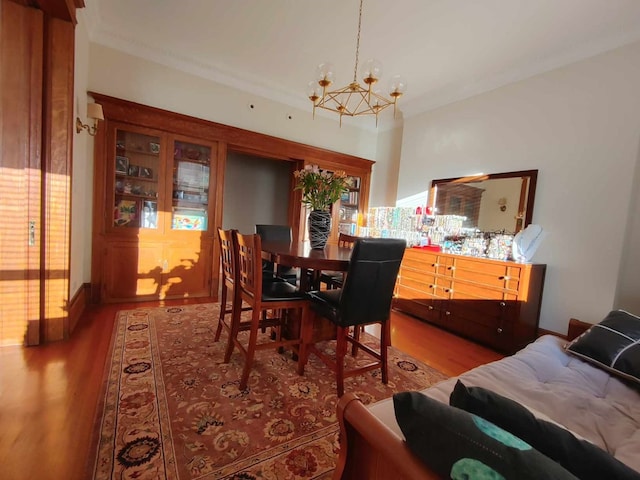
[319,232,359,289]
[298,238,407,397]
[255,224,299,285]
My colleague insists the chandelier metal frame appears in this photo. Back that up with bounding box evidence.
[308,0,405,125]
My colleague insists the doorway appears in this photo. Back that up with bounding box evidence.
[222,152,292,234]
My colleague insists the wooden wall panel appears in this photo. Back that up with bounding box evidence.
[0,0,43,346]
[41,15,75,341]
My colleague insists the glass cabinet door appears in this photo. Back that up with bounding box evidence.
[113,129,161,229]
[171,140,211,231]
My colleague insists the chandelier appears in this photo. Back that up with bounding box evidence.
[307,0,407,126]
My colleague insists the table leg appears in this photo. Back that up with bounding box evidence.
[300,268,321,291]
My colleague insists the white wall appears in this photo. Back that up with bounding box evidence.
[88,44,380,161]
[398,41,640,333]
[70,11,95,299]
[222,153,291,234]
[372,125,404,206]
[615,139,640,314]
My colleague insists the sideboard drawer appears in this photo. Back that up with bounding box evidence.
[394,249,545,354]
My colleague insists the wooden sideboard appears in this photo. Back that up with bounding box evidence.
[393,248,546,353]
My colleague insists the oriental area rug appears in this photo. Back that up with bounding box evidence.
[91,303,448,480]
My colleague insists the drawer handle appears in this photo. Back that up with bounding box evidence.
[445,288,454,293]
[447,266,456,271]
[499,275,510,280]
[428,305,434,310]
[445,311,451,316]
[429,284,435,289]
[499,301,506,307]
[497,327,503,334]
[432,263,439,267]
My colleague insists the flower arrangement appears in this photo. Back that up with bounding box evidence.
[294,164,350,211]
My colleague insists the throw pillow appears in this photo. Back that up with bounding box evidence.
[565,309,640,384]
[450,380,640,480]
[393,391,578,480]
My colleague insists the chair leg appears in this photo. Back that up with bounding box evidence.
[214,283,228,342]
[351,325,361,356]
[239,309,262,391]
[336,326,348,397]
[381,320,390,385]
[297,306,312,376]
[223,300,241,363]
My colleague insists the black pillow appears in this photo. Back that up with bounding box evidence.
[393,391,578,480]
[566,309,640,384]
[449,380,640,480]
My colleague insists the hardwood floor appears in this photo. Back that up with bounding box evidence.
[0,299,502,480]
[387,310,503,377]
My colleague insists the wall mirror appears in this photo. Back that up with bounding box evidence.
[428,169,538,234]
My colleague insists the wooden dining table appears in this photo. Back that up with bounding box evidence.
[260,240,352,291]
[260,240,353,344]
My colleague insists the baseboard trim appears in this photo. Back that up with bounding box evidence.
[68,283,91,336]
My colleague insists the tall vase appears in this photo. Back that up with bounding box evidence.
[308,210,332,249]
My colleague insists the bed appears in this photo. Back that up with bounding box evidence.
[334,316,640,479]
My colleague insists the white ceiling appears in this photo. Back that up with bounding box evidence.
[84,0,640,120]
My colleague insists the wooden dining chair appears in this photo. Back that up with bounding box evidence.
[214,228,252,362]
[298,238,406,397]
[230,231,310,391]
[255,224,299,285]
[319,233,359,289]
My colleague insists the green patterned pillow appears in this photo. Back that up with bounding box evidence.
[393,391,578,480]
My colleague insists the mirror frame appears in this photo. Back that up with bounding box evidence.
[428,169,538,234]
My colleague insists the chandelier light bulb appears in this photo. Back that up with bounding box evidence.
[389,74,407,98]
[307,80,323,102]
[360,58,383,85]
[371,89,383,109]
[315,62,335,87]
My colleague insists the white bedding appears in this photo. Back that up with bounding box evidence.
[370,335,640,472]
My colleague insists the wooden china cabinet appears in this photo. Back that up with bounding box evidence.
[92,99,223,303]
[91,94,374,303]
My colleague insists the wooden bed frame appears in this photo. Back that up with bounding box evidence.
[332,319,592,480]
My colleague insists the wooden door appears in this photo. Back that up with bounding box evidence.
[99,123,166,302]
[162,135,217,298]
[108,124,165,234]
[0,0,43,346]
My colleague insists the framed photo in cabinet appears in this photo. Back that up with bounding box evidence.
[141,201,158,229]
[139,166,153,179]
[346,176,360,188]
[172,208,207,231]
[114,199,138,227]
[127,164,140,177]
[115,156,129,174]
